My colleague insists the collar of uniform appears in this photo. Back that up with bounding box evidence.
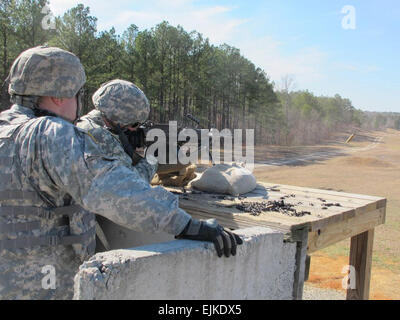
[0,104,36,125]
[10,104,70,123]
[10,104,36,118]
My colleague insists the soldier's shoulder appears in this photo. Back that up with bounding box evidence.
[32,116,93,145]
[33,117,105,159]
[35,116,77,132]
[85,125,119,146]
[77,110,103,129]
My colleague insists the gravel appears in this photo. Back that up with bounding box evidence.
[302,283,346,300]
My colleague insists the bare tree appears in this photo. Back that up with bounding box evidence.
[279,75,296,144]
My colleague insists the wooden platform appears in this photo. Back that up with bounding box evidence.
[167,181,386,300]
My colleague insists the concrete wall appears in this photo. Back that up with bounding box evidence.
[74,227,297,300]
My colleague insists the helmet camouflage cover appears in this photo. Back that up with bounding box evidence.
[92,79,150,126]
[8,46,86,98]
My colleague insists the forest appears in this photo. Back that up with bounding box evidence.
[1,0,399,145]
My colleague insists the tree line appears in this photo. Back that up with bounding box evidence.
[1,1,398,145]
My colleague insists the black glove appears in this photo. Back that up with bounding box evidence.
[176,218,243,258]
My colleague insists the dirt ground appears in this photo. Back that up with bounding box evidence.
[253,129,400,300]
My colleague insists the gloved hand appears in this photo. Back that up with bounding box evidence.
[176,218,243,258]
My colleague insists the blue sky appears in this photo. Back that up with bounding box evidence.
[48,0,399,112]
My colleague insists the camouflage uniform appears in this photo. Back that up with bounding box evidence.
[77,79,156,182]
[0,47,191,300]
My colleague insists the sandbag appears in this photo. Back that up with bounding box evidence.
[191,163,257,196]
[151,164,197,187]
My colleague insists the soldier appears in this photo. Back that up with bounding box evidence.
[76,80,160,250]
[0,47,242,300]
[77,79,157,184]
[78,79,194,185]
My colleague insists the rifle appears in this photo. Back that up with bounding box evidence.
[124,114,214,175]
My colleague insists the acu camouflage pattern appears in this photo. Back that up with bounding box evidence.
[0,106,95,299]
[0,105,191,300]
[92,79,150,126]
[8,46,86,98]
[77,109,157,183]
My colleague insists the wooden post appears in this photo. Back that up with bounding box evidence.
[346,229,375,300]
[292,227,309,300]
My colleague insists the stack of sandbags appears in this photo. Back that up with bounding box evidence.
[191,163,257,196]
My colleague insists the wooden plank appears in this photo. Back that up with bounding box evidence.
[175,183,382,210]
[177,192,324,227]
[248,190,365,214]
[261,182,385,201]
[306,200,383,232]
[170,183,386,243]
[307,207,385,253]
[260,182,386,204]
[178,196,312,231]
[263,187,384,213]
[171,184,386,233]
[179,193,382,233]
[263,190,383,225]
[185,208,295,233]
[346,229,375,300]
[264,191,369,210]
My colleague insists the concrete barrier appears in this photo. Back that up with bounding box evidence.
[74,227,297,300]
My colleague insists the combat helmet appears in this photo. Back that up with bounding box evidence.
[92,79,150,127]
[8,46,86,99]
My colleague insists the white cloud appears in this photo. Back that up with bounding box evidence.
[100,3,247,44]
[335,62,382,73]
[155,0,194,8]
[46,1,397,112]
[193,5,232,18]
[48,0,326,87]
[48,0,136,19]
[106,11,163,30]
[236,36,328,87]
[48,0,248,44]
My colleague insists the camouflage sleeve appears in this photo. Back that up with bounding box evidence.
[82,124,156,183]
[134,157,158,183]
[40,119,191,235]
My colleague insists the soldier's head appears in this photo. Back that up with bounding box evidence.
[7,46,86,122]
[92,79,150,131]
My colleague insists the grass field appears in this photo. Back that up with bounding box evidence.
[253,129,400,300]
